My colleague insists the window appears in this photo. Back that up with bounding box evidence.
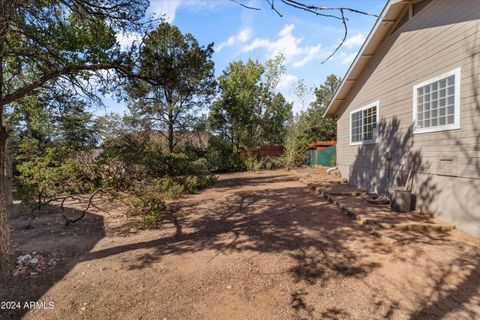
[413,68,460,134]
[350,101,379,145]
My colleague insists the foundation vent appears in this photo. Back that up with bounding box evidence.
[437,157,457,177]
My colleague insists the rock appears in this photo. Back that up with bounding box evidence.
[17,254,32,264]
[30,257,39,264]
[48,259,58,267]
[129,227,138,233]
[226,285,232,290]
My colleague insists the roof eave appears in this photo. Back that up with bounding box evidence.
[323,0,408,118]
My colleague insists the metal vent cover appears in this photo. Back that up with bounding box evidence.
[437,157,458,177]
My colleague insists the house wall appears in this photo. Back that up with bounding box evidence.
[335,0,480,235]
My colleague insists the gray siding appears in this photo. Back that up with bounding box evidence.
[335,0,480,235]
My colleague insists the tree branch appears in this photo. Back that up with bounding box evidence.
[60,187,116,225]
[230,0,260,10]
[321,9,348,64]
[230,0,378,63]
[0,61,166,106]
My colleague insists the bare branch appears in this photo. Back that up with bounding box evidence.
[60,187,116,225]
[230,0,378,63]
[280,0,343,20]
[230,0,261,10]
[266,0,283,18]
[281,0,378,18]
[321,9,348,64]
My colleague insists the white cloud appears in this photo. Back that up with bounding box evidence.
[216,28,252,52]
[277,74,298,89]
[242,24,302,61]
[116,32,141,50]
[237,29,252,42]
[343,33,366,48]
[292,44,321,68]
[340,52,357,65]
[149,0,182,23]
[241,24,324,68]
[148,0,228,23]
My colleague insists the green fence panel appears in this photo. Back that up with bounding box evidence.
[315,145,336,167]
[305,146,336,167]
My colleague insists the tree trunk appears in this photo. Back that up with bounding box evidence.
[0,1,14,273]
[167,108,174,153]
[5,137,12,208]
[0,116,12,275]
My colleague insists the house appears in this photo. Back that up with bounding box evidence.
[324,0,480,235]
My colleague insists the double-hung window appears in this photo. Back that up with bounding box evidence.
[350,101,379,145]
[413,68,461,134]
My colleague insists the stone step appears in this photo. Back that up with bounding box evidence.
[317,187,366,197]
[378,222,455,232]
[363,225,397,245]
[311,186,455,244]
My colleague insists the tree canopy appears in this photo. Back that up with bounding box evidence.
[126,22,216,153]
[209,55,292,151]
[303,74,341,142]
[0,0,150,275]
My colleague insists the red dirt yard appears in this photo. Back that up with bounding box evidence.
[2,170,480,319]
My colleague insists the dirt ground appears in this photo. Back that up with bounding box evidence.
[1,170,480,320]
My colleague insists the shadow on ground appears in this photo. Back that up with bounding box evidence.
[2,173,479,319]
[0,206,104,319]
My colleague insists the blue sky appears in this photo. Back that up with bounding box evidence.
[103,0,387,115]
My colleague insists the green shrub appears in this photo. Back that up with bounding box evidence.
[205,136,245,172]
[157,177,185,199]
[243,156,263,172]
[182,174,217,192]
[262,156,280,171]
[330,153,337,167]
[15,144,96,208]
[127,182,167,227]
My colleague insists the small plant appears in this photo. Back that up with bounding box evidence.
[243,156,263,172]
[262,156,279,171]
[330,153,337,167]
[127,183,167,227]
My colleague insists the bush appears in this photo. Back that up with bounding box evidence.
[125,172,216,227]
[15,144,96,208]
[205,136,245,172]
[154,174,217,200]
[278,116,310,169]
[330,153,337,167]
[127,182,167,227]
[262,156,280,171]
[242,156,263,172]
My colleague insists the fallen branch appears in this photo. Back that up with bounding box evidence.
[60,187,116,225]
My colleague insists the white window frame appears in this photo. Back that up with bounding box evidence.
[349,100,380,145]
[413,67,461,134]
